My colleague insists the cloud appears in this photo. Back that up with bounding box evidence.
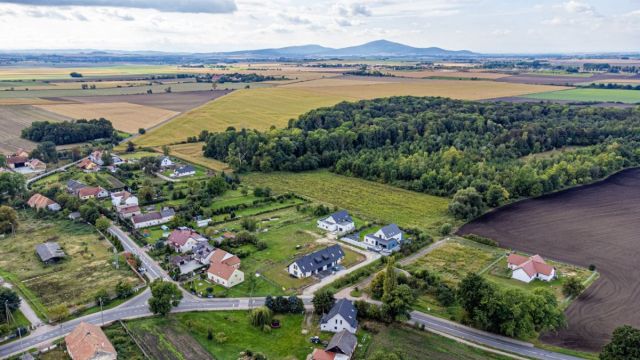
[491,29,511,36]
[334,18,352,27]
[0,0,237,14]
[563,0,594,14]
[72,11,87,20]
[350,3,371,17]
[25,8,68,19]
[279,13,310,25]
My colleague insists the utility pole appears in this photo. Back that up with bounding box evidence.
[100,298,104,326]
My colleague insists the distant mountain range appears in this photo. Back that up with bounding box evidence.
[220,40,476,58]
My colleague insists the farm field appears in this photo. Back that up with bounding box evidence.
[0,212,140,317]
[125,311,324,360]
[355,322,511,360]
[0,104,72,154]
[388,70,509,79]
[243,170,454,234]
[458,167,640,351]
[35,102,179,133]
[135,79,565,147]
[168,143,232,172]
[524,88,640,103]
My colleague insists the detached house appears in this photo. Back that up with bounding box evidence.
[131,208,175,229]
[111,191,138,209]
[364,224,404,253]
[89,150,105,165]
[65,322,117,360]
[207,249,244,288]
[78,186,109,200]
[317,211,355,235]
[508,253,556,283]
[172,165,196,178]
[166,228,207,253]
[117,205,141,219]
[288,244,345,279]
[77,158,99,172]
[26,159,46,172]
[320,299,358,334]
[27,193,61,211]
[160,156,174,167]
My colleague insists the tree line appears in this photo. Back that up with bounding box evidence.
[21,118,116,145]
[203,96,640,219]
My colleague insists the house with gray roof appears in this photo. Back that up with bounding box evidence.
[320,299,358,333]
[364,223,405,253]
[288,244,345,279]
[36,242,65,263]
[317,210,355,235]
[131,208,175,229]
[66,179,86,195]
[311,330,358,360]
[171,165,196,178]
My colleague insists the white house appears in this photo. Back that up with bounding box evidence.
[117,205,141,219]
[89,150,105,165]
[77,186,109,200]
[207,249,244,288]
[363,224,404,252]
[111,191,139,209]
[166,228,207,253]
[508,254,556,283]
[160,156,174,167]
[288,244,345,279]
[172,165,196,178]
[320,299,358,334]
[131,208,175,229]
[317,211,355,235]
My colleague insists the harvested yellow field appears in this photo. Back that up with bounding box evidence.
[388,70,509,79]
[35,102,178,133]
[135,88,348,147]
[283,77,395,87]
[0,98,69,105]
[287,79,568,100]
[169,142,232,172]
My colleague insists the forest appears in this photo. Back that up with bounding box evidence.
[21,118,115,145]
[203,97,640,218]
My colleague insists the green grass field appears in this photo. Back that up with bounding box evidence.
[244,170,455,234]
[0,212,140,316]
[135,87,349,147]
[525,88,640,103]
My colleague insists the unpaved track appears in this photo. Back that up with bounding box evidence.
[458,168,640,352]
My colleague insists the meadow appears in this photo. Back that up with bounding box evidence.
[243,170,454,234]
[524,88,640,103]
[0,212,140,317]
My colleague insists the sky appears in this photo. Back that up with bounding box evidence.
[0,0,638,53]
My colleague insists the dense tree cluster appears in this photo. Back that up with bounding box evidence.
[601,325,640,360]
[216,73,285,83]
[21,118,115,145]
[204,97,640,218]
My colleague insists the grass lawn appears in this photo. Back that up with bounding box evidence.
[210,189,260,211]
[118,150,160,160]
[126,311,323,360]
[524,88,640,103]
[0,212,140,316]
[244,170,455,235]
[186,274,285,297]
[355,321,511,360]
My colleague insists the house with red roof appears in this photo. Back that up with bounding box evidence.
[507,253,556,283]
[207,249,244,288]
[166,228,207,253]
[65,322,117,360]
[78,186,109,200]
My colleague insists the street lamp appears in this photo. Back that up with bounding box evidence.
[249,272,260,309]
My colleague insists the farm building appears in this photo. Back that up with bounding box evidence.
[207,249,244,288]
[27,193,61,211]
[311,330,358,360]
[5,155,28,169]
[131,208,175,229]
[78,186,109,200]
[166,228,207,253]
[507,253,556,283]
[363,224,405,253]
[320,299,358,334]
[36,242,65,263]
[288,244,345,279]
[172,165,196,178]
[317,210,355,235]
[65,321,117,360]
[26,159,46,172]
[117,205,141,219]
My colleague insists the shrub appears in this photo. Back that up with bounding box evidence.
[463,233,498,247]
[439,223,452,236]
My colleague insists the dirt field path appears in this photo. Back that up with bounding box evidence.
[458,168,640,352]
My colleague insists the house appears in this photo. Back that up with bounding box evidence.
[317,211,355,235]
[14,149,29,158]
[26,159,46,172]
[320,299,358,334]
[311,330,358,360]
[117,205,141,219]
[195,216,211,228]
[89,150,104,165]
[363,224,404,253]
[36,242,65,263]
[78,186,109,200]
[111,191,138,209]
[6,155,28,169]
[65,321,117,360]
[66,179,87,195]
[160,156,174,167]
[172,165,196,178]
[27,193,61,211]
[288,244,345,279]
[207,249,244,288]
[77,158,99,172]
[166,228,207,253]
[192,242,215,264]
[507,253,556,283]
[131,208,175,229]
[68,212,82,221]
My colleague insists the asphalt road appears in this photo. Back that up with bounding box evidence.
[108,225,168,281]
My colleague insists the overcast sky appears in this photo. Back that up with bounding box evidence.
[0,0,638,53]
